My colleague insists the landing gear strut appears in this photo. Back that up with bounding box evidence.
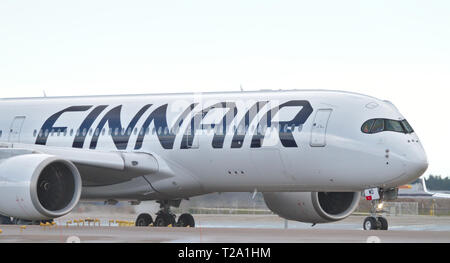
[135,200,195,228]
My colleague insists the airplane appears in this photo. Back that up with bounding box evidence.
[0,89,428,230]
[398,177,450,199]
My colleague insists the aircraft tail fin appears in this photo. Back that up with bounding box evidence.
[420,177,428,193]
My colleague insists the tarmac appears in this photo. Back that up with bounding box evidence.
[0,214,449,243]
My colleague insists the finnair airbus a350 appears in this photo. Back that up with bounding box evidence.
[0,90,428,230]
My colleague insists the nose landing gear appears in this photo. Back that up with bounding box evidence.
[363,188,397,230]
[363,200,388,230]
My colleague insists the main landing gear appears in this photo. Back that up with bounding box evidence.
[362,188,397,230]
[135,200,195,228]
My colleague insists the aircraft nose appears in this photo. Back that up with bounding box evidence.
[406,159,428,178]
[405,149,428,179]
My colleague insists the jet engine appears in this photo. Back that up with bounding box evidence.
[263,191,360,224]
[0,154,81,220]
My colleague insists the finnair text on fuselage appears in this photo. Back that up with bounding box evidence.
[34,99,313,150]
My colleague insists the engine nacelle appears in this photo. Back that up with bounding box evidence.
[0,154,81,220]
[263,192,360,224]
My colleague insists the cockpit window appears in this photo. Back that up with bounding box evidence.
[402,120,414,133]
[371,119,384,133]
[361,119,374,133]
[361,118,414,134]
[385,119,404,133]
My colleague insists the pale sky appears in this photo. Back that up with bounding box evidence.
[0,1,449,177]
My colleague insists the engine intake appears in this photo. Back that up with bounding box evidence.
[0,154,81,220]
[263,191,360,224]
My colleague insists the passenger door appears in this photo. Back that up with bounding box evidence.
[310,109,332,147]
[8,116,26,143]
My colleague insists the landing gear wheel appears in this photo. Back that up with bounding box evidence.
[177,213,195,227]
[363,217,378,230]
[135,213,153,227]
[377,217,388,230]
[155,213,176,227]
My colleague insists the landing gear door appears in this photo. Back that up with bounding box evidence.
[8,116,26,143]
[310,109,332,147]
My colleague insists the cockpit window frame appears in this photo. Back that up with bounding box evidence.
[401,120,414,133]
[361,118,414,134]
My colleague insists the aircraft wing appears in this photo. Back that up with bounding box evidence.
[0,142,159,186]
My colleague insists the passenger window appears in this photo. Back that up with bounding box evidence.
[370,119,384,133]
[0,130,2,138]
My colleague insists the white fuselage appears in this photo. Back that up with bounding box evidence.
[0,90,428,201]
